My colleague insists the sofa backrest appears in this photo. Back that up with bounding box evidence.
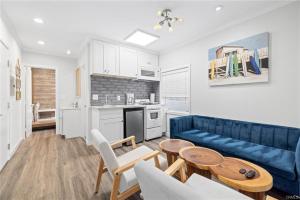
[192,116,300,151]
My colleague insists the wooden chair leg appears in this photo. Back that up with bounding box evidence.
[179,164,187,182]
[154,155,160,169]
[95,157,105,193]
[110,174,121,200]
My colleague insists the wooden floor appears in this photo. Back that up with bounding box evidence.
[0,129,286,200]
[0,129,165,200]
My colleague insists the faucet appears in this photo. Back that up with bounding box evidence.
[105,95,109,105]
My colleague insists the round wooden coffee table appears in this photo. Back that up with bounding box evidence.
[179,146,224,178]
[159,139,194,166]
[210,157,273,200]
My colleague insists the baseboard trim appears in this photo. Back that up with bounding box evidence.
[9,137,24,159]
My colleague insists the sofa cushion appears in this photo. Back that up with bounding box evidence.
[288,128,300,151]
[223,120,233,137]
[232,142,296,181]
[193,116,216,133]
[178,129,202,136]
[177,132,296,181]
[273,127,288,150]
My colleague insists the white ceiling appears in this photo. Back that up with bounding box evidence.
[2,1,290,58]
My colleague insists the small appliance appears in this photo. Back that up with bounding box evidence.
[126,93,135,105]
[138,66,160,81]
[150,93,155,103]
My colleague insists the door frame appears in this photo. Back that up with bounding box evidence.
[24,65,59,135]
[0,39,10,169]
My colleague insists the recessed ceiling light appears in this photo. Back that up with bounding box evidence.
[66,50,71,55]
[216,5,223,12]
[37,40,45,45]
[33,18,44,24]
[125,30,159,46]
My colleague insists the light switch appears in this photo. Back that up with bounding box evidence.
[92,94,98,100]
[117,95,121,101]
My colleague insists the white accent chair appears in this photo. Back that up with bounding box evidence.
[134,158,252,200]
[91,129,167,200]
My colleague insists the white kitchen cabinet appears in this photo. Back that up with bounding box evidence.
[90,41,104,74]
[104,43,119,75]
[119,47,138,78]
[138,52,158,67]
[99,118,123,143]
[91,108,123,143]
[61,109,83,139]
[90,40,119,76]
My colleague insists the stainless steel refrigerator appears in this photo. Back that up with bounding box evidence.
[123,107,144,144]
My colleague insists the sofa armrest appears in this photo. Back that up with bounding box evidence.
[170,116,193,138]
[296,138,300,179]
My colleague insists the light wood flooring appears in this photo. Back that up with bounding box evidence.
[0,129,285,200]
[0,129,165,200]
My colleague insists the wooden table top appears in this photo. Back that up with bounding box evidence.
[179,146,224,170]
[159,139,194,155]
[210,157,273,193]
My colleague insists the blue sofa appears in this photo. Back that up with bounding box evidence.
[170,115,300,195]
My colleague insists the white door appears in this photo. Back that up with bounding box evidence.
[99,118,123,143]
[119,47,138,78]
[0,42,10,170]
[25,67,32,137]
[104,43,119,75]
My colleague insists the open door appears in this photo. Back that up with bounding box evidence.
[25,67,32,137]
[0,42,10,170]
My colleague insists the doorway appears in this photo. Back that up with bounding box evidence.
[25,67,57,134]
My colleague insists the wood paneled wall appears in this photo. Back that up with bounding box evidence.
[32,68,56,109]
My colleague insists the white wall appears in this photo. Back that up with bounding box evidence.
[0,16,24,155]
[22,51,77,133]
[160,3,300,128]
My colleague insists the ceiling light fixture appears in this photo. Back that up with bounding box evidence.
[215,5,223,12]
[37,40,45,45]
[33,18,44,24]
[125,30,159,46]
[154,9,183,32]
[66,50,71,55]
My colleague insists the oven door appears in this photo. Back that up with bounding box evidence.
[147,109,162,128]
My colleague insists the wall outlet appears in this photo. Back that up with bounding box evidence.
[92,94,98,101]
[117,95,121,101]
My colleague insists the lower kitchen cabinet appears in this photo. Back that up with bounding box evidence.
[99,118,123,143]
[61,108,83,139]
[91,108,124,143]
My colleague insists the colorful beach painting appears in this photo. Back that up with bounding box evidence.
[208,32,269,86]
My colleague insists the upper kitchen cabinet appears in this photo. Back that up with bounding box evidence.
[137,52,158,68]
[89,40,160,80]
[119,47,138,78]
[90,40,104,74]
[89,40,120,76]
[104,43,120,75]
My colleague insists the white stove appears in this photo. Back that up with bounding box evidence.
[136,99,162,140]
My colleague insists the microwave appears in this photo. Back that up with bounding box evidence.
[138,66,160,81]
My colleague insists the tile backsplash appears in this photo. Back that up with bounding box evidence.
[91,76,159,106]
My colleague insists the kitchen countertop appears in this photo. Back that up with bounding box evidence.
[60,107,81,110]
[91,104,146,109]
